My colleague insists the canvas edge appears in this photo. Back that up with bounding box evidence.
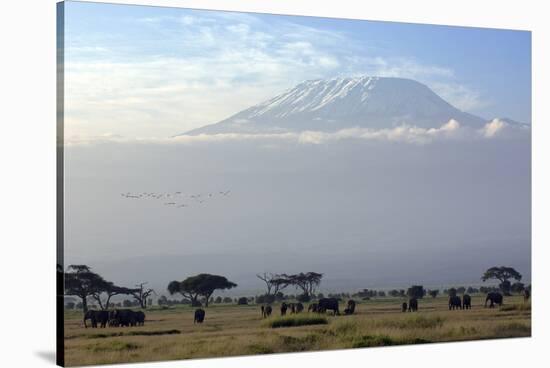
[56,1,66,367]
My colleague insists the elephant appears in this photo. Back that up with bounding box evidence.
[84,310,109,328]
[408,298,418,312]
[261,305,272,318]
[308,303,319,313]
[280,302,288,316]
[485,292,503,308]
[344,300,356,315]
[289,303,296,314]
[114,309,137,327]
[295,303,304,313]
[135,311,145,326]
[523,289,530,302]
[318,298,340,316]
[194,308,205,323]
[449,296,462,310]
[402,302,408,312]
[462,294,472,310]
[108,310,118,326]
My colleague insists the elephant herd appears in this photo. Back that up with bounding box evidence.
[279,302,305,316]
[399,292,505,313]
[448,294,471,310]
[82,292,510,329]
[261,298,356,318]
[83,309,145,328]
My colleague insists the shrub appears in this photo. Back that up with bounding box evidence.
[352,335,431,348]
[87,341,141,353]
[256,294,275,304]
[352,335,395,348]
[265,315,328,328]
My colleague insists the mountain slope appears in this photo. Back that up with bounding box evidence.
[182,77,504,135]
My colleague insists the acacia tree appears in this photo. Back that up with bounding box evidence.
[284,272,323,299]
[256,273,290,300]
[130,282,155,308]
[91,283,133,310]
[64,265,108,313]
[168,279,200,306]
[168,274,237,307]
[256,273,275,296]
[511,282,525,294]
[481,266,522,296]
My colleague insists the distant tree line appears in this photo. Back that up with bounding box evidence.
[64,265,530,311]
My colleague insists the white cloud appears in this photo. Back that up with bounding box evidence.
[66,119,527,147]
[65,13,349,138]
[65,10,489,140]
[480,118,507,138]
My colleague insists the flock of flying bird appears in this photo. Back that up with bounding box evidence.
[120,190,231,209]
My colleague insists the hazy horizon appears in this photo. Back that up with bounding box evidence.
[64,137,531,296]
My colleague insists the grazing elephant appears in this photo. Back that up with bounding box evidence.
[114,309,137,327]
[408,298,418,312]
[449,296,462,310]
[462,294,472,310]
[108,310,119,326]
[280,302,288,316]
[485,292,503,308]
[261,305,272,318]
[295,303,304,313]
[308,303,319,313]
[194,308,205,323]
[135,311,145,326]
[84,310,109,328]
[344,300,356,315]
[402,302,408,313]
[318,298,340,316]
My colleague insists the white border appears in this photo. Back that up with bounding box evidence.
[1,1,548,367]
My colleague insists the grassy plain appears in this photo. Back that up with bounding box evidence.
[64,295,530,366]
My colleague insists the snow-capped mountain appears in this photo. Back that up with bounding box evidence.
[182,77,524,135]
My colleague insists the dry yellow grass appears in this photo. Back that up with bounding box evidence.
[64,295,530,366]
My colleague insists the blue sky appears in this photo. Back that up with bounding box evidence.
[63,1,531,139]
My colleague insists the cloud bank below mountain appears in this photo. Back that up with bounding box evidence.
[66,118,529,146]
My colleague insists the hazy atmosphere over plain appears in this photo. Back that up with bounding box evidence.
[63,2,531,295]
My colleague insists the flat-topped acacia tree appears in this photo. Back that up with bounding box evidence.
[64,265,109,313]
[168,274,237,307]
[481,266,522,296]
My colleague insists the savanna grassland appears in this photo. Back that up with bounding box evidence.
[64,295,530,366]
